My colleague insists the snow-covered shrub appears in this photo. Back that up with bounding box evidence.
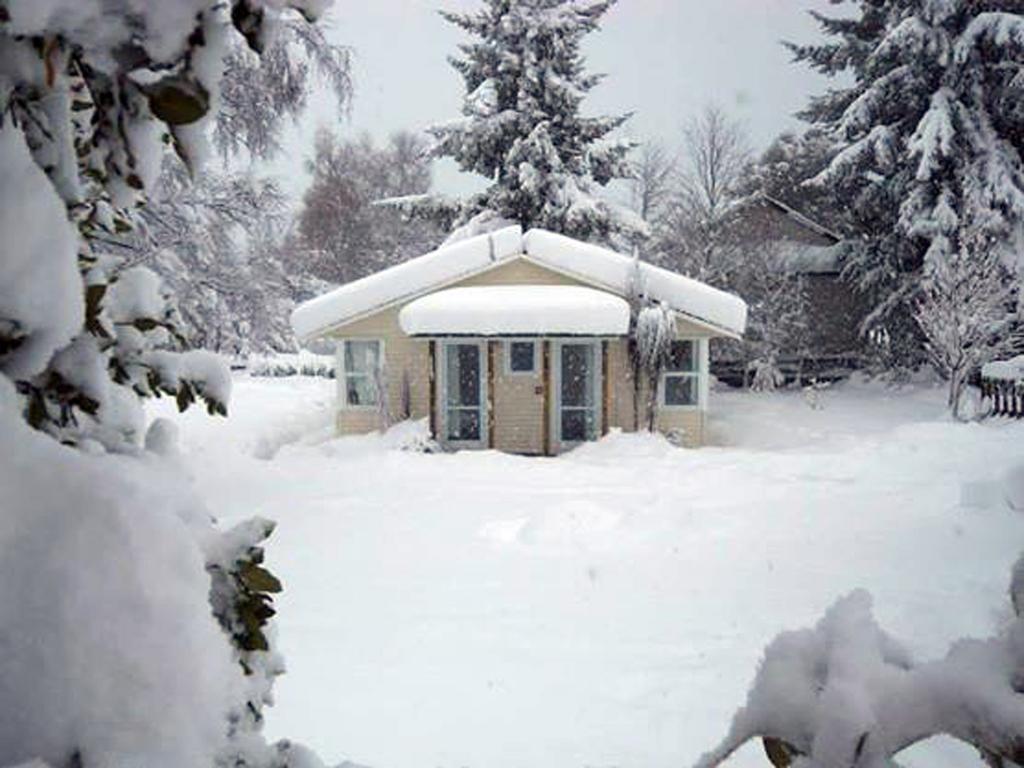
[697,554,1024,768]
[914,230,1021,420]
[0,2,337,765]
[248,353,336,379]
[0,379,237,768]
[632,301,676,430]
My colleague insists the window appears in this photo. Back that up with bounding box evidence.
[342,340,382,407]
[662,340,699,407]
[506,340,537,374]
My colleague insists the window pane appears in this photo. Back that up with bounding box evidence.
[346,373,378,406]
[446,344,480,407]
[345,340,380,374]
[561,409,590,442]
[560,344,594,407]
[666,340,696,372]
[664,374,697,406]
[447,409,480,441]
[509,341,535,372]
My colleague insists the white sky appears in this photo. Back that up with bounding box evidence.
[268,0,837,200]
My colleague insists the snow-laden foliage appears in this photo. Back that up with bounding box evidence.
[0,378,237,768]
[734,245,809,392]
[391,0,646,245]
[631,297,675,430]
[128,155,312,355]
[0,2,337,766]
[697,554,1024,768]
[914,228,1021,419]
[790,0,1024,371]
[215,16,351,163]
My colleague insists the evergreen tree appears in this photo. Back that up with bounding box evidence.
[790,1,1024,370]
[394,0,646,245]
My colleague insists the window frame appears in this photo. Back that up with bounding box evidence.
[504,339,539,376]
[439,339,489,448]
[338,338,385,410]
[660,338,702,410]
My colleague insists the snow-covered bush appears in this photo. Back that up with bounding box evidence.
[914,230,1021,419]
[632,301,676,430]
[389,0,646,246]
[248,352,336,379]
[0,2,337,765]
[697,554,1024,768]
[0,379,237,768]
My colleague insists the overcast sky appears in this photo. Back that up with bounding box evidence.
[269,0,837,199]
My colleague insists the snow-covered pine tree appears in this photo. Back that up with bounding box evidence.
[790,1,1024,372]
[393,0,646,245]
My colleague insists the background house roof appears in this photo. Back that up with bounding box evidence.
[291,226,748,341]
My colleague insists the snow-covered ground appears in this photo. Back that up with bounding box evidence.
[150,375,1024,768]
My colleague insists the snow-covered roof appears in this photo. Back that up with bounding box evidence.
[291,226,524,340]
[774,242,844,274]
[756,192,842,243]
[521,230,747,337]
[982,355,1024,381]
[399,286,631,337]
[291,225,747,340]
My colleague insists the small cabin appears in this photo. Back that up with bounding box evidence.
[291,227,747,454]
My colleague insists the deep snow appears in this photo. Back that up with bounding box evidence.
[150,375,1024,768]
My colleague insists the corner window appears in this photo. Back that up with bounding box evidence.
[342,340,382,407]
[662,340,699,407]
[506,341,537,374]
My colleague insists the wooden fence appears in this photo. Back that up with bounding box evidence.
[980,377,1024,418]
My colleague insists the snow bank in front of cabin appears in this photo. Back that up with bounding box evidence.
[290,226,523,340]
[0,377,237,767]
[523,229,748,336]
[399,285,631,336]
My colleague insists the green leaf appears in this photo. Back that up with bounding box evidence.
[239,562,282,593]
[145,76,210,126]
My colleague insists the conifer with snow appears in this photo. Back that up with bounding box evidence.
[791,1,1024,369]
[394,0,646,245]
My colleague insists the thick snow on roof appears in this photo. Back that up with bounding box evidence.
[291,226,524,340]
[399,286,631,337]
[982,355,1024,381]
[523,230,747,336]
[292,225,747,340]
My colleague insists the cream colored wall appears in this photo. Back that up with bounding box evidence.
[327,306,431,435]
[324,255,716,449]
[606,338,637,433]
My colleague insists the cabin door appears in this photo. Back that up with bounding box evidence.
[441,341,488,449]
[552,341,602,451]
